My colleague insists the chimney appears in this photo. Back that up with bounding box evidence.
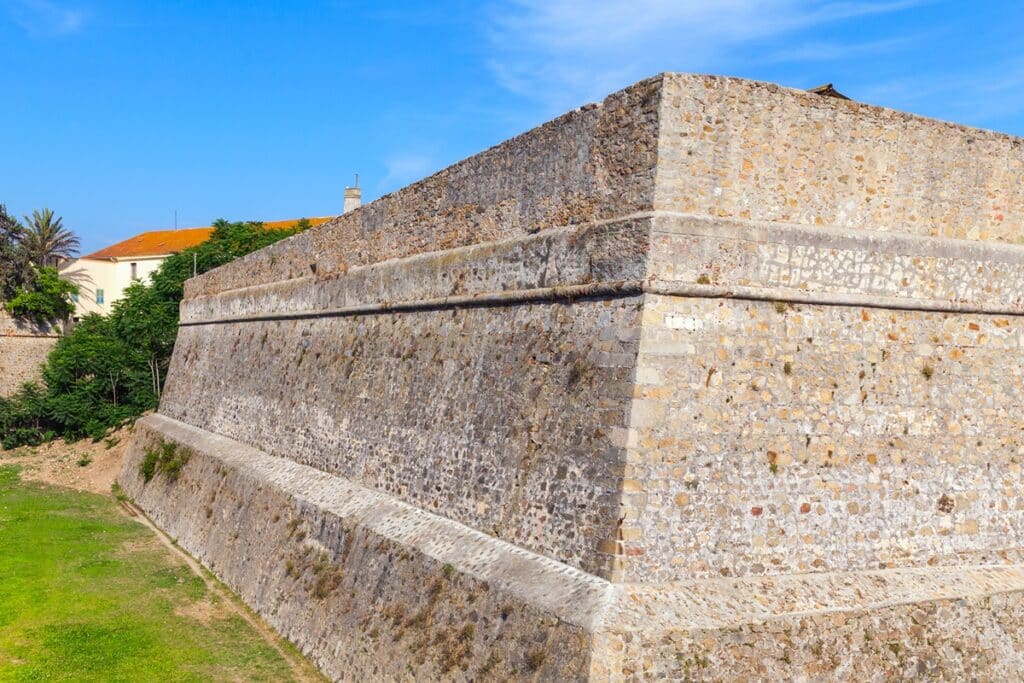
[343,181,361,214]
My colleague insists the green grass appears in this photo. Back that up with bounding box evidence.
[0,465,316,682]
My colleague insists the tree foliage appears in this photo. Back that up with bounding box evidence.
[20,208,80,267]
[0,220,303,448]
[0,205,78,307]
[0,204,29,301]
[6,267,78,322]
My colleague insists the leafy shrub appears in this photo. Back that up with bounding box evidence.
[160,444,191,481]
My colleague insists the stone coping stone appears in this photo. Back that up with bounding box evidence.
[182,211,1024,327]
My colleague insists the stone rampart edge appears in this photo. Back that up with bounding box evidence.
[180,217,650,323]
[179,281,645,326]
[134,414,1024,637]
[653,212,1024,263]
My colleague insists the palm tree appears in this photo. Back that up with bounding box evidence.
[20,208,79,267]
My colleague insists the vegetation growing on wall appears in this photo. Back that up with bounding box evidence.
[6,266,78,322]
[139,439,191,483]
[0,219,304,449]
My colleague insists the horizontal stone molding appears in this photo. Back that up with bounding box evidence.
[181,212,1024,327]
[180,218,651,324]
[180,281,646,326]
[651,212,1024,313]
[182,278,1024,328]
[611,565,1024,633]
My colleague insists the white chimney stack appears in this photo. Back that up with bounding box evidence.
[343,176,361,214]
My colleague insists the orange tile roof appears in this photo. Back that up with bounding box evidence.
[82,217,335,260]
[262,216,333,230]
[83,228,214,260]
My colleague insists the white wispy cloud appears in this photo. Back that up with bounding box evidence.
[4,0,87,37]
[762,35,915,64]
[379,154,438,192]
[855,58,1024,130]
[486,0,921,111]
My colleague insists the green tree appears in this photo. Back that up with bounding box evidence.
[6,267,78,323]
[0,219,307,447]
[110,281,177,400]
[0,204,28,300]
[0,382,49,449]
[42,315,150,439]
[20,208,80,267]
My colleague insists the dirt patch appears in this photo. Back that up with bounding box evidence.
[174,596,229,626]
[0,427,131,495]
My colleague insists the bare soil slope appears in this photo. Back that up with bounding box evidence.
[0,427,129,494]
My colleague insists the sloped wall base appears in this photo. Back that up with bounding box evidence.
[120,415,1024,681]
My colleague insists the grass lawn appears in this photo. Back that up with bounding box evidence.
[0,465,322,682]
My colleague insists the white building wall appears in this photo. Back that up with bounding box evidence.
[61,256,166,318]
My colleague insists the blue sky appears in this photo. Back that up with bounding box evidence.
[2,0,1023,254]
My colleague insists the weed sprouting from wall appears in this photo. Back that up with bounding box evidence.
[567,358,594,388]
[140,439,192,483]
[525,648,547,672]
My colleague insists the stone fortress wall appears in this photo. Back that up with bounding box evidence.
[0,311,58,398]
[120,73,1024,680]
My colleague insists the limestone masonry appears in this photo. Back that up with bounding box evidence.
[0,311,58,398]
[120,73,1024,680]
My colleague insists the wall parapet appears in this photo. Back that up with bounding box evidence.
[0,310,58,398]
[186,72,1024,302]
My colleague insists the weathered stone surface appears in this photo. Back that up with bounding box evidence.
[121,415,598,681]
[185,78,664,298]
[122,73,1024,680]
[622,295,1024,582]
[162,294,642,577]
[655,73,1024,241]
[0,311,58,398]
